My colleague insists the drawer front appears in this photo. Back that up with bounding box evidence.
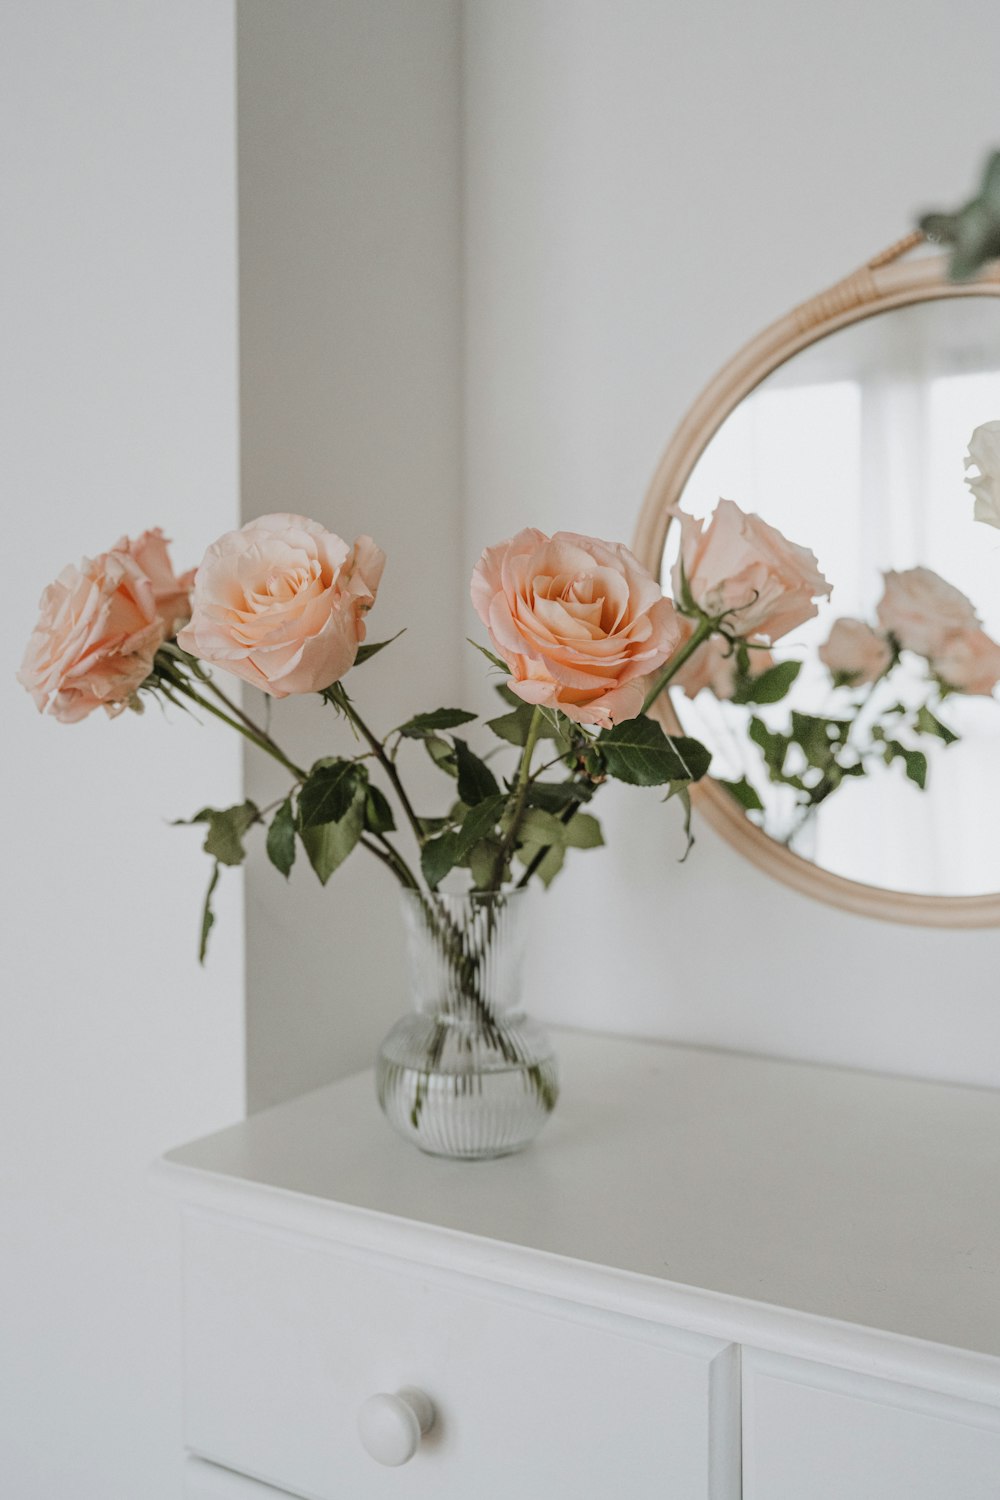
[182,1215,739,1500]
[185,1457,298,1498]
[743,1349,1000,1500]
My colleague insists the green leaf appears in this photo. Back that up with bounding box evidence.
[299,761,367,829]
[363,784,396,835]
[457,794,506,853]
[420,830,462,889]
[599,716,711,786]
[468,839,503,891]
[663,781,696,861]
[453,737,500,805]
[517,808,567,849]
[719,776,765,812]
[424,734,458,777]
[468,637,510,674]
[300,793,365,884]
[204,802,259,866]
[560,812,604,849]
[198,862,220,965]
[353,629,405,666]
[903,747,928,790]
[525,779,595,812]
[915,705,959,744]
[533,843,566,887]
[265,798,296,878]
[397,707,478,739]
[486,707,535,746]
[731,659,802,705]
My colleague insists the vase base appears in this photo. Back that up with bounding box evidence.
[376,1023,559,1160]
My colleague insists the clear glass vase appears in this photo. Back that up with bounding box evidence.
[376,889,559,1159]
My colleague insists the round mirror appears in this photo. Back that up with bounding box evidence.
[634,239,1000,926]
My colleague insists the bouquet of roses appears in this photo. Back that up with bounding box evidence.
[18,504,832,958]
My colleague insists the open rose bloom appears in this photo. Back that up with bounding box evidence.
[178,513,385,697]
[18,529,191,723]
[818,618,894,686]
[671,500,831,642]
[470,528,681,727]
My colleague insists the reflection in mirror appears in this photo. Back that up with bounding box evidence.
[663,297,1000,898]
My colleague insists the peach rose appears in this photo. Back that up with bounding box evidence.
[177,513,385,697]
[18,544,168,722]
[876,567,979,658]
[672,627,775,701]
[818,617,893,685]
[120,528,195,637]
[470,528,681,727]
[671,500,831,642]
[932,626,1000,696]
[965,420,1000,530]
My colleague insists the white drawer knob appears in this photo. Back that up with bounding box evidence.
[358,1387,435,1466]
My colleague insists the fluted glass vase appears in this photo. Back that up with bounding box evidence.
[376,889,559,1159]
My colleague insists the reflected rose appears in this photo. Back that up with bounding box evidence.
[672,628,775,701]
[876,567,980,658]
[471,527,681,727]
[671,499,830,643]
[932,626,1000,696]
[965,420,1000,530]
[818,617,893,686]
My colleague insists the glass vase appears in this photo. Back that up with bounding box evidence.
[376,889,559,1159]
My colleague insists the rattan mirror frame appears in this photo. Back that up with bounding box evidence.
[633,235,1000,927]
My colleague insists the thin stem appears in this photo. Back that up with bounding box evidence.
[167,675,307,780]
[490,705,544,888]
[642,617,715,714]
[329,685,426,848]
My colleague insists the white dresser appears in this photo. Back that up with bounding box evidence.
[158,1030,1000,1499]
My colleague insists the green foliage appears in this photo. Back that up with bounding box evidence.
[663,781,696,860]
[467,638,509,674]
[199,863,220,965]
[560,812,604,849]
[719,776,765,812]
[363,784,396,835]
[730,658,802,706]
[396,707,478,739]
[525,779,595,812]
[419,794,507,889]
[919,151,1000,281]
[598,716,711,786]
[266,798,296,878]
[299,791,366,884]
[299,760,367,829]
[914,705,959,745]
[486,708,536,746]
[453,737,500,805]
[353,630,405,666]
[423,734,458,777]
[177,801,260,866]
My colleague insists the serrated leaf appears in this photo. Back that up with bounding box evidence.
[299,761,367,829]
[201,801,259,866]
[353,629,405,666]
[487,708,534,746]
[266,798,296,878]
[561,812,604,849]
[300,792,365,884]
[397,707,478,739]
[731,659,802,706]
[468,637,510,673]
[599,716,711,786]
[456,794,506,854]
[663,781,696,861]
[719,776,765,812]
[453,737,500,805]
[525,779,595,812]
[198,862,220,965]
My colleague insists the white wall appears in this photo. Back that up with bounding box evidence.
[462,0,1000,1087]
[1,4,244,1496]
[237,0,464,1110]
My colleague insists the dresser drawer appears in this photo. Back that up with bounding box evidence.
[185,1457,297,1498]
[181,1215,739,1500]
[743,1349,1000,1500]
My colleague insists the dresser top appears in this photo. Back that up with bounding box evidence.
[163,1028,1000,1364]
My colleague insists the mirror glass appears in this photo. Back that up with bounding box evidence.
[663,296,1000,897]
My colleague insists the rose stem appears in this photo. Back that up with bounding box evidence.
[326,684,426,849]
[641,616,714,714]
[489,705,545,888]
